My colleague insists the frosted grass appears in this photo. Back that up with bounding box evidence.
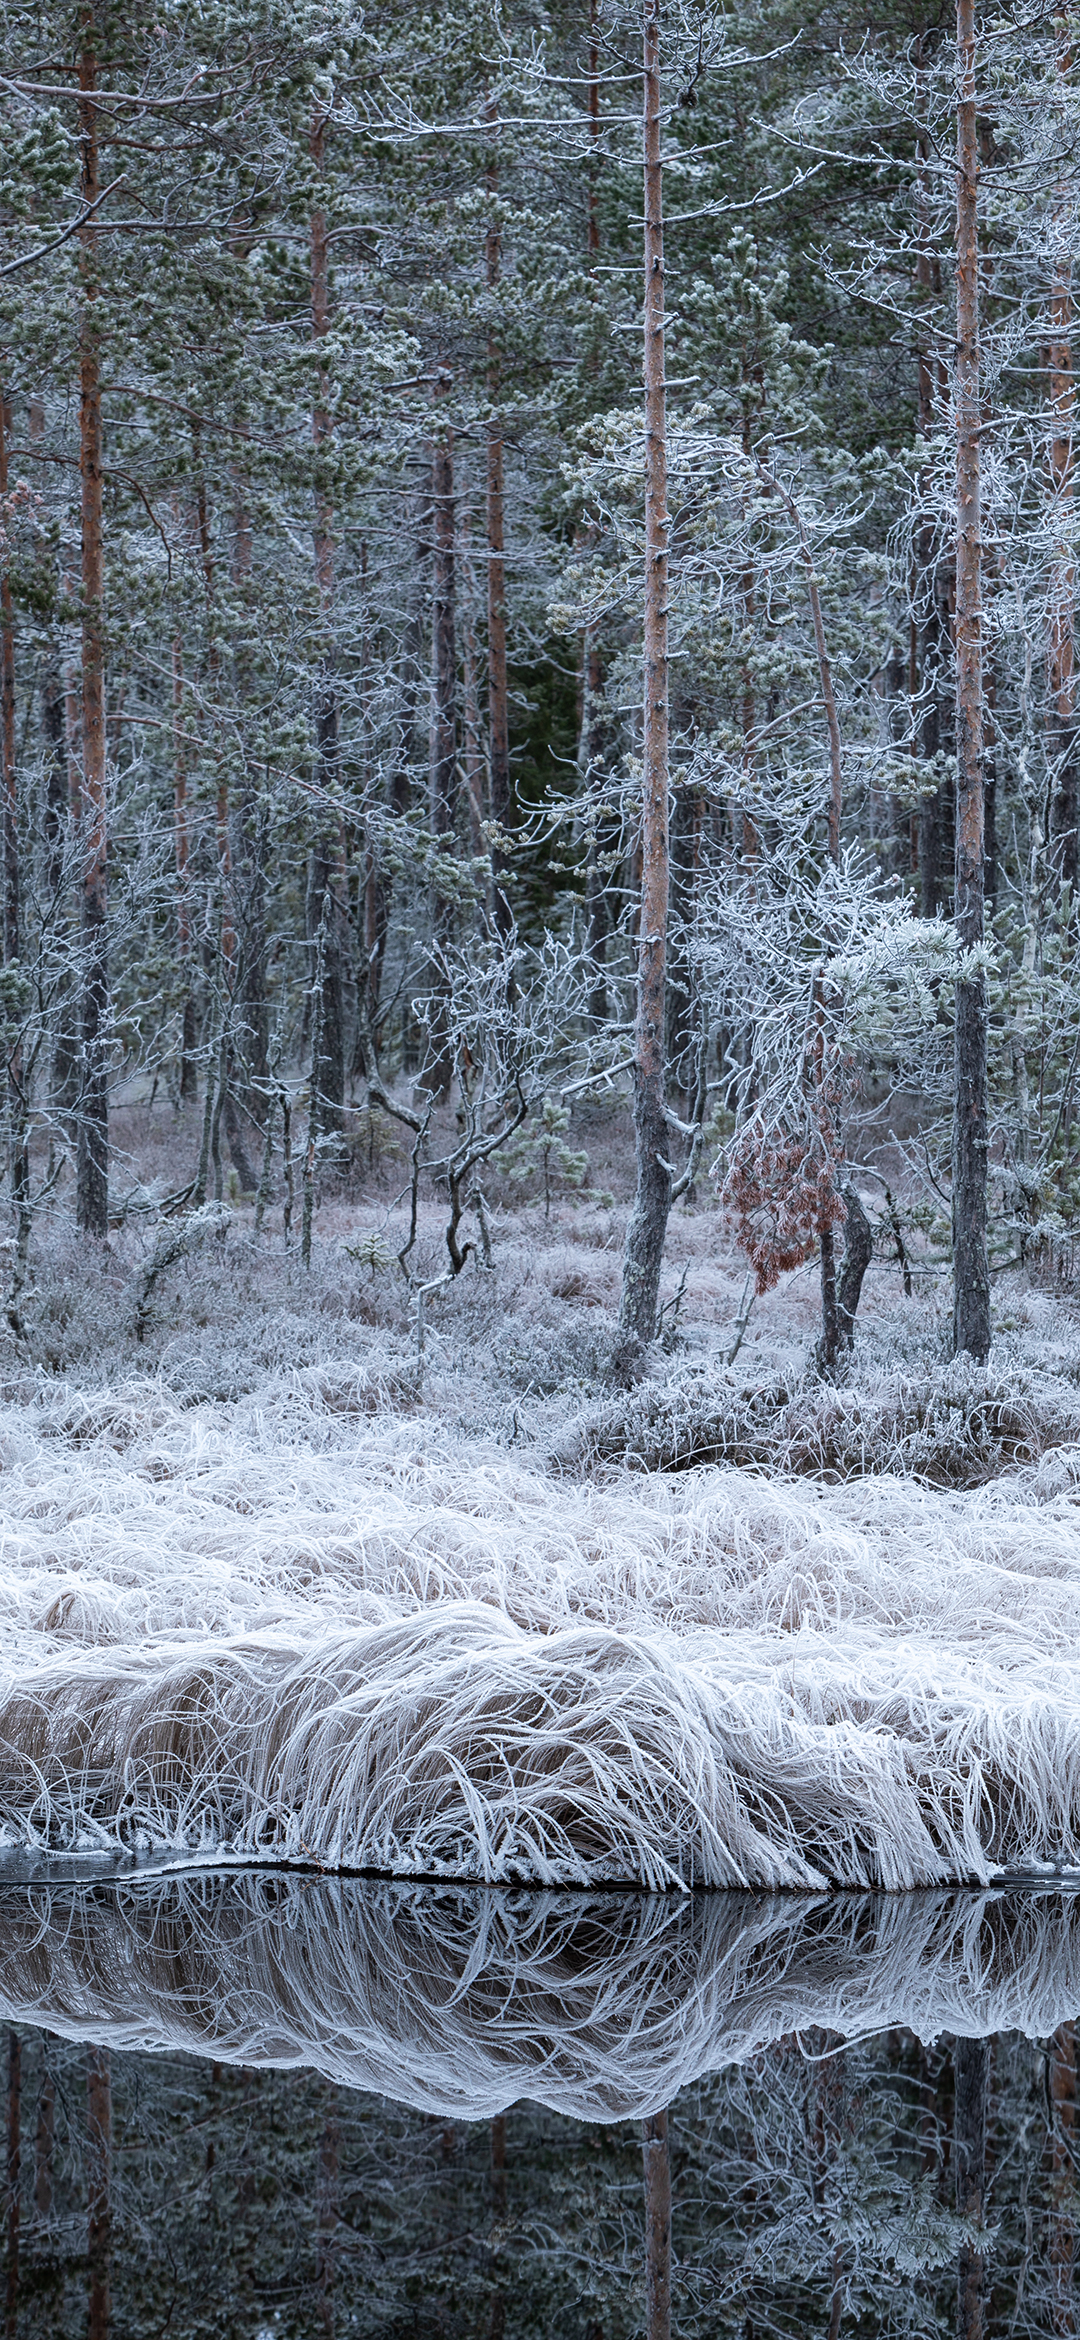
[0,1373,1079,1885]
[0,1874,1077,2118]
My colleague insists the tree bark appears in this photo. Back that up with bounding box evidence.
[424,394,457,1098]
[0,392,18,967]
[171,629,197,1102]
[86,2046,111,2340]
[913,43,952,919]
[309,115,346,1144]
[642,2109,671,2340]
[952,0,990,1363]
[315,2089,339,2337]
[77,13,109,1237]
[1051,2021,1077,2335]
[1047,24,1077,889]
[34,2042,54,2225]
[486,143,512,934]
[5,2033,19,2340]
[617,0,671,1362]
[954,2036,989,2340]
[837,1181,873,1342]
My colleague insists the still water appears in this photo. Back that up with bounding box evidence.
[0,1873,1076,2335]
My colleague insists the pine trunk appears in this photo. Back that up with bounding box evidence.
[77,17,109,1236]
[5,2032,19,2340]
[642,2109,671,2340]
[0,392,17,966]
[952,0,990,1362]
[954,2036,989,2340]
[33,2045,54,2224]
[86,2047,111,2340]
[425,405,457,1097]
[309,116,346,1141]
[486,173,512,934]
[171,630,197,1102]
[1047,27,1077,887]
[315,2090,339,2337]
[617,0,671,1361]
[1051,2021,1077,2334]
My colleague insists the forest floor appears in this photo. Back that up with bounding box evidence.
[2,1091,1080,1892]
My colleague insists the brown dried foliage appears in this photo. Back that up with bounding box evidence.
[725,1122,846,1295]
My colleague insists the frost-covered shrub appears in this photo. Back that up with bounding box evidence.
[556,1354,1080,1485]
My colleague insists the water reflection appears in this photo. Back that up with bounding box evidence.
[0,1874,1076,2333]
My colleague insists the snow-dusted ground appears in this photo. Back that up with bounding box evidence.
[3,1368,1080,1889]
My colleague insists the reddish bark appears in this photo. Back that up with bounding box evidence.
[1047,26,1077,885]
[954,2036,989,2340]
[0,391,17,965]
[642,2109,671,2340]
[485,131,512,934]
[617,0,672,1357]
[952,0,990,1362]
[77,11,109,1235]
[1051,2021,1077,2334]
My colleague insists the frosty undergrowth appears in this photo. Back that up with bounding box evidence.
[2,1366,1080,1888]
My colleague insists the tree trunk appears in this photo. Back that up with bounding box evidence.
[171,630,197,1102]
[315,2089,339,2337]
[642,2109,671,2340]
[86,2046,110,2340]
[581,632,612,1025]
[486,155,512,934]
[954,2036,989,2340]
[0,393,18,967]
[307,839,345,1143]
[617,0,671,1364]
[308,118,347,1143]
[77,16,108,1237]
[913,48,952,920]
[34,2042,54,2225]
[5,2033,19,2340]
[462,516,488,872]
[837,1181,873,1343]
[1051,2021,1077,2335]
[952,0,990,1363]
[491,2114,507,2222]
[425,398,457,1098]
[1046,25,1077,889]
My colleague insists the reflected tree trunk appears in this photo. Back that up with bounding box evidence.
[315,2087,339,2337]
[86,2046,111,2340]
[642,2108,671,2340]
[5,2032,19,2340]
[954,2035,989,2340]
[1052,2021,1077,2334]
[34,2039,54,2225]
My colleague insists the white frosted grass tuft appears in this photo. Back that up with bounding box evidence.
[0,1875,1078,2118]
[1,1374,1080,1884]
